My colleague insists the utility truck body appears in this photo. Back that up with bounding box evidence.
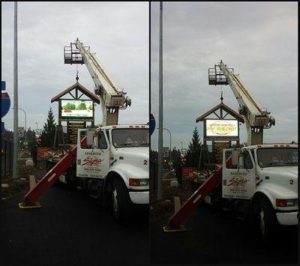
[64,40,149,220]
[19,40,149,222]
[164,61,298,238]
[59,125,149,220]
[205,143,298,239]
[209,61,297,238]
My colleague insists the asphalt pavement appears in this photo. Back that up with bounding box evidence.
[1,168,298,265]
[150,204,298,264]
[0,181,149,266]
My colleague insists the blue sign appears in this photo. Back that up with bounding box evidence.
[1,91,11,118]
[149,113,156,136]
[1,81,10,133]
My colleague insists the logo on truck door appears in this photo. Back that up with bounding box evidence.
[227,177,248,187]
[82,156,102,167]
[223,171,250,193]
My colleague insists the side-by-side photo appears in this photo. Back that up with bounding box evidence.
[0,1,298,266]
[150,1,298,264]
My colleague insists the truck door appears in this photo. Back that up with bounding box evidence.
[76,129,110,178]
[222,149,256,199]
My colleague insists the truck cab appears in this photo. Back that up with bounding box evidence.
[75,124,149,220]
[222,144,298,239]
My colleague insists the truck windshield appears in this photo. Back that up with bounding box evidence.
[257,148,298,168]
[112,128,149,148]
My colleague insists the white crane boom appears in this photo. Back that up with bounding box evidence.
[209,60,275,145]
[64,38,131,126]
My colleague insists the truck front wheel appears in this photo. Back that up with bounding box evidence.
[256,198,277,242]
[111,178,131,222]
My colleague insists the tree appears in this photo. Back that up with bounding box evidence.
[25,127,37,150]
[77,102,87,110]
[40,108,57,147]
[185,127,201,168]
[171,148,182,166]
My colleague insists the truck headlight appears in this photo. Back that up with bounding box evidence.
[129,178,148,187]
[276,199,298,207]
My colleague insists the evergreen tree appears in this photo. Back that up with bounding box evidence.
[171,148,182,166]
[185,127,201,168]
[41,108,57,147]
[25,128,37,150]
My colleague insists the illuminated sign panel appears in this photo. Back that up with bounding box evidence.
[61,100,93,118]
[206,120,238,137]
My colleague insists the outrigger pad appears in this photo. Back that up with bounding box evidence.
[18,202,42,209]
[163,225,186,233]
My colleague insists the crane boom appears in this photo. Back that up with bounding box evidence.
[64,38,131,126]
[209,60,275,145]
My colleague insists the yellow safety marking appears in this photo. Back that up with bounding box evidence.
[18,202,42,209]
[163,225,186,233]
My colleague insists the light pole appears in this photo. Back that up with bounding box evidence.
[158,127,172,162]
[13,1,18,179]
[157,1,163,200]
[12,107,26,131]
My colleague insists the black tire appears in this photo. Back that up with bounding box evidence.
[256,198,277,242]
[111,178,132,222]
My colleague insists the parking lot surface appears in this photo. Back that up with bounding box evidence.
[0,182,149,266]
[151,203,298,264]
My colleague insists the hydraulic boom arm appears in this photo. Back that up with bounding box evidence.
[64,38,131,126]
[209,60,275,145]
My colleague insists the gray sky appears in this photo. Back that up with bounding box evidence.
[1,2,148,131]
[151,2,298,150]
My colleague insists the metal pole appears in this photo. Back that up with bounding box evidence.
[158,128,172,163]
[167,128,171,162]
[0,91,2,199]
[157,1,163,200]
[13,2,18,179]
[164,128,171,162]
[11,108,26,131]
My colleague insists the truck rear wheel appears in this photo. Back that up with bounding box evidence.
[111,178,131,222]
[256,198,277,242]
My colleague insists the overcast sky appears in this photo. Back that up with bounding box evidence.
[1,2,148,131]
[1,2,298,150]
[151,2,298,150]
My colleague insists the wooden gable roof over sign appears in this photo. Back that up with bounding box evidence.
[196,101,244,123]
[51,81,100,104]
